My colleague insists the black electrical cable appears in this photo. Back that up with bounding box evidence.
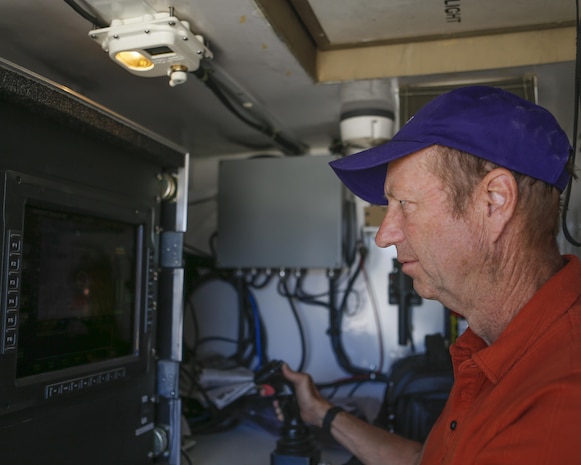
[65,0,308,156]
[209,231,218,258]
[194,335,239,350]
[185,267,267,369]
[186,273,231,357]
[188,194,217,206]
[278,271,331,310]
[242,280,268,366]
[337,247,367,316]
[184,296,200,356]
[561,0,581,247]
[63,0,108,28]
[230,276,259,367]
[343,199,359,267]
[328,273,368,376]
[347,381,365,397]
[185,374,241,435]
[327,256,388,381]
[295,271,330,301]
[181,450,194,465]
[246,288,268,369]
[248,271,274,289]
[235,275,250,366]
[238,279,268,367]
[279,275,308,372]
[192,65,308,156]
[183,242,212,258]
[316,374,389,392]
[295,294,332,310]
[270,249,385,378]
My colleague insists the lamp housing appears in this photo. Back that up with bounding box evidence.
[89,13,212,85]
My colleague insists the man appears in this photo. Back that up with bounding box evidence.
[280,86,581,464]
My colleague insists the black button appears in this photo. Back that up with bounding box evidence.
[8,256,20,271]
[5,312,17,327]
[450,420,457,431]
[46,385,61,398]
[8,274,19,289]
[7,293,18,309]
[4,331,16,347]
[9,234,21,253]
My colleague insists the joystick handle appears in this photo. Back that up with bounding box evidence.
[254,361,321,464]
[254,360,288,393]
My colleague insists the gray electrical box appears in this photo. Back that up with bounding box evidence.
[217,155,344,269]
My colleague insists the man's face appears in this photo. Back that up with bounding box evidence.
[375,147,481,306]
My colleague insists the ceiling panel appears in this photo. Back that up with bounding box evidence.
[0,0,339,156]
[255,0,576,83]
[291,0,575,49]
[0,0,576,161]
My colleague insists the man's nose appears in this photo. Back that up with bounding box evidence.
[375,205,404,248]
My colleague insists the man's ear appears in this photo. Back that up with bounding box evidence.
[478,168,518,242]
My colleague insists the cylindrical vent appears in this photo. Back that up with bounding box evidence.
[339,79,397,149]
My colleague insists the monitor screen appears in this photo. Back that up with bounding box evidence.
[16,204,141,378]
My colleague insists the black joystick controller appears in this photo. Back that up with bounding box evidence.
[255,360,321,465]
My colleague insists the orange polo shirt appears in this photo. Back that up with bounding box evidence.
[420,255,581,465]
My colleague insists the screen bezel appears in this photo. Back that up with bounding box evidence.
[0,170,154,389]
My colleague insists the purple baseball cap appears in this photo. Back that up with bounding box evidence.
[329,85,573,205]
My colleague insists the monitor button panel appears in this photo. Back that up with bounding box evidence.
[2,231,21,353]
[45,367,127,400]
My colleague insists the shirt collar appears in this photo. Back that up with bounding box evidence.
[450,255,581,383]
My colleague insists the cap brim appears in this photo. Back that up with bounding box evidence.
[329,139,433,205]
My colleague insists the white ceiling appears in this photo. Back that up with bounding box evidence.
[0,0,577,158]
[294,0,574,47]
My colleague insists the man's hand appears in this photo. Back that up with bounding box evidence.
[280,363,333,428]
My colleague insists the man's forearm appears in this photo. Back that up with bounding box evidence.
[328,409,423,465]
[279,364,423,465]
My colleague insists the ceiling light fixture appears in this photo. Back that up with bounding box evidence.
[89,12,213,87]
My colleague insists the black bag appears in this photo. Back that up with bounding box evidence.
[374,333,454,442]
[342,334,454,465]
